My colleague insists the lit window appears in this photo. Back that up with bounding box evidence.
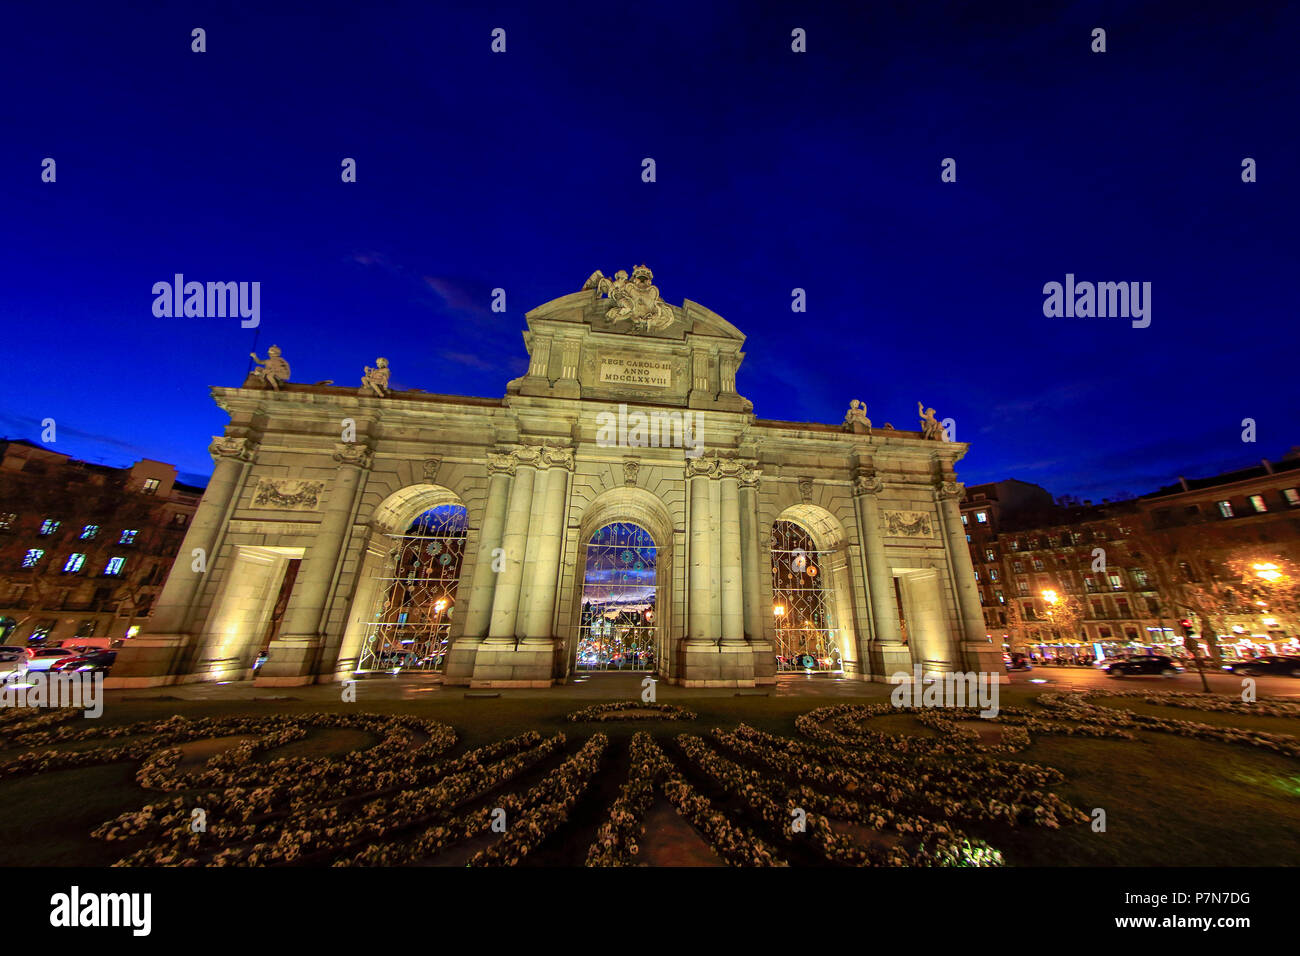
[1032,559,1045,571]
[39,519,60,536]
[21,549,44,568]
[125,626,141,638]
[1012,561,1024,573]
[172,513,189,527]
[984,549,995,561]
[104,556,126,576]
[974,570,981,581]
[63,553,86,573]
[975,512,987,523]
[119,529,139,545]
[1217,500,1234,518]
[1109,572,1122,590]
[1131,568,1149,588]
[0,513,15,531]
[965,533,971,542]
[142,478,160,495]
[1010,539,1021,551]
[961,514,969,526]
[989,569,999,581]
[80,524,100,539]
[1249,494,1267,513]
[1284,488,1300,507]
[995,590,1005,604]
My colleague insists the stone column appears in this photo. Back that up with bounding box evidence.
[853,469,909,680]
[718,467,744,642]
[156,435,254,633]
[738,465,763,640]
[521,447,573,638]
[488,448,539,638]
[686,458,714,642]
[937,479,1001,675]
[460,459,514,639]
[258,442,370,685]
[443,456,513,684]
[106,434,255,686]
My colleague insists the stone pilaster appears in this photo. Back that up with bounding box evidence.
[258,441,371,685]
[679,456,757,687]
[686,457,714,642]
[718,462,745,643]
[488,448,538,638]
[852,467,909,680]
[936,479,1002,676]
[521,446,574,638]
[471,445,555,687]
[106,434,256,686]
[444,455,513,683]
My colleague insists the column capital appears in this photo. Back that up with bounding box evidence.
[333,442,374,470]
[486,452,516,476]
[686,456,715,478]
[934,479,965,501]
[209,435,256,463]
[739,464,762,488]
[686,455,753,480]
[540,445,575,471]
[853,469,884,496]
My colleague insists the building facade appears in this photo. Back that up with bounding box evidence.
[0,441,202,646]
[108,267,999,688]
[960,453,1300,660]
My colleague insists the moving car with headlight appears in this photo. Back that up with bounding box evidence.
[1103,655,1183,678]
[50,650,117,673]
[1222,655,1300,678]
[24,647,80,673]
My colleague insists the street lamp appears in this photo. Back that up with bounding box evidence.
[1253,562,1283,584]
[773,604,785,617]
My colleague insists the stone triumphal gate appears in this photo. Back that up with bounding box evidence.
[108,267,999,688]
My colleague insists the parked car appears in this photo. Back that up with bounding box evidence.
[50,650,117,673]
[24,647,80,673]
[0,646,28,683]
[1103,655,1183,678]
[1223,655,1300,678]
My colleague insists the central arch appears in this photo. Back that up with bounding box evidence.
[564,486,675,680]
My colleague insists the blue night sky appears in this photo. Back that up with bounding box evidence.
[3,1,1297,500]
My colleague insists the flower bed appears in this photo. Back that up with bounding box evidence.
[1035,691,1300,758]
[566,701,697,722]
[586,732,786,866]
[341,734,609,867]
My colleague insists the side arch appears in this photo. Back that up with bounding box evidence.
[334,483,468,676]
[770,503,859,674]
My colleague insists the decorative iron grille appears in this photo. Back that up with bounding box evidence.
[770,519,841,672]
[576,522,657,671]
[356,505,467,672]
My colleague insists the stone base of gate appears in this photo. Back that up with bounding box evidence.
[866,642,915,683]
[963,641,1009,682]
[468,637,557,688]
[673,639,758,688]
[103,634,189,688]
[750,639,777,684]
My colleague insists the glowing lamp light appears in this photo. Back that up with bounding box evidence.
[1252,562,1283,584]
[773,604,786,617]
[1041,589,1059,605]
[433,598,448,613]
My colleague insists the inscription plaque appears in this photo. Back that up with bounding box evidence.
[598,356,673,388]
